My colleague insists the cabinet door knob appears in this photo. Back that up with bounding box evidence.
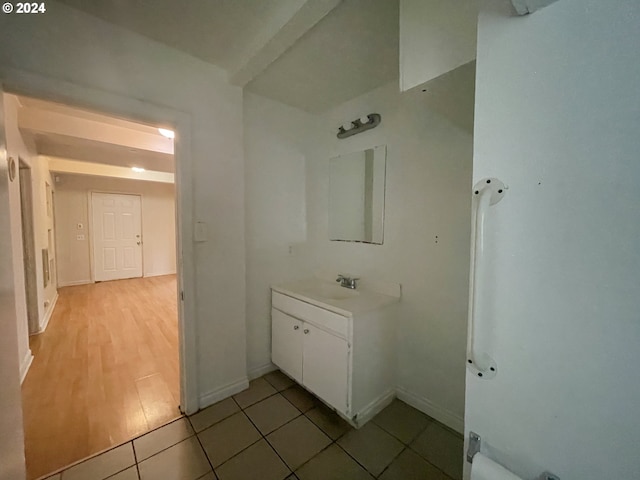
[293,325,299,330]
[303,329,310,334]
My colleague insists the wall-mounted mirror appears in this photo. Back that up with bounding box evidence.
[329,145,386,244]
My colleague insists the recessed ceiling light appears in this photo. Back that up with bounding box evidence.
[158,128,175,139]
[132,167,145,173]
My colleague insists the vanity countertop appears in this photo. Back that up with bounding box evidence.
[272,277,400,318]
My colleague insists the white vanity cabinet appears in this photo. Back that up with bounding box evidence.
[272,307,349,412]
[271,284,398,427]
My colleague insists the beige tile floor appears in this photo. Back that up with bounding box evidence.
[42,371,463,480]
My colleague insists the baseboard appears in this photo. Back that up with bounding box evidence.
[198,376,249,410]
[396,386,464,434]
[248,362,278,380]
[143,271,177,278]
[19,350,34,384]
[36,291,59,334]
[352,389,396,428]
[57,280,91,287]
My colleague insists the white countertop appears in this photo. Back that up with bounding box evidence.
[272,277,400,317]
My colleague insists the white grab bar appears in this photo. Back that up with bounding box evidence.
[467,178,507,379]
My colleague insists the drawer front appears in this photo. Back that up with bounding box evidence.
[272,292,348,339]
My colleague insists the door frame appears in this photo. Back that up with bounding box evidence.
[89,191,144,282]
[0,68,199,415]
[17,159,40,334]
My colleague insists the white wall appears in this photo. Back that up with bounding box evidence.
[54,173,176,286]
[307,80,474,431]
[244,92,316,377]
[0,0,246,409]
[465,1,640,479]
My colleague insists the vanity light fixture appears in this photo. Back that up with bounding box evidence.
[337,113,381,139]
[132,167,145,172]
[158,128,175,139]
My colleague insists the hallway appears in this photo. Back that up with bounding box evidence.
[22,275,180,479]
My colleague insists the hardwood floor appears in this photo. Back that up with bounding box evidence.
[22,275,180,480]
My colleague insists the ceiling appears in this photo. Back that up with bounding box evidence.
[33,132,175,173]
[56,0,400,113]
[56,0,308,73]
[247,0,399,113]
[17,95,175,173]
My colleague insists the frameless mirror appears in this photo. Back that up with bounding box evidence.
[329,145,386,244]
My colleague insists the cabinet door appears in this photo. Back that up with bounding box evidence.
[302,323,349,413]
[271,309,303,383]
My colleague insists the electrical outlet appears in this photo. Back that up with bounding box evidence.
[76,234,85,241]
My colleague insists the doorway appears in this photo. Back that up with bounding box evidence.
[9,93,184,479]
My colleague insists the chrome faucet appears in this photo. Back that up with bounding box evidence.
[336,274,359,289]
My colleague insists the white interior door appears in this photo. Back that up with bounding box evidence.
[91,193,142,282]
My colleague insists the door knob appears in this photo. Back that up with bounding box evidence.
[137,241,141,245]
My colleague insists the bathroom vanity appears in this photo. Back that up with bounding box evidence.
[271,276,400,427]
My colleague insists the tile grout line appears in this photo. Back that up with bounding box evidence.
[374,445,408,479]
[186,411,218,479]
[333,441,382,478]
[130,440,141,480]
[371,412,433,446]
[406,443,459,480]
[124,418,195,470]
[325,413,435,478]
[280,404,355,476]
[234,394,299,477]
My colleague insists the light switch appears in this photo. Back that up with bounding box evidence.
[76,234,85,241]
[194,221,208,242]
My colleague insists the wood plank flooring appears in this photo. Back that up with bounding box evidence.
[22,275,180,480]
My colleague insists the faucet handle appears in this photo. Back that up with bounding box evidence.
[336,274,346,282]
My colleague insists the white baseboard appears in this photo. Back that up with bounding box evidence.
[36,291,59,334]
[144,271,177,278]
[248,362,278,380]
[19,350,34,384]
[351,389,396,428]
[198,376,249,410]
[396,386,464,434]
[57,280,91,287]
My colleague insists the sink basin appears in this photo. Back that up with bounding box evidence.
[299,282,359,301]
[273,276,401,317]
